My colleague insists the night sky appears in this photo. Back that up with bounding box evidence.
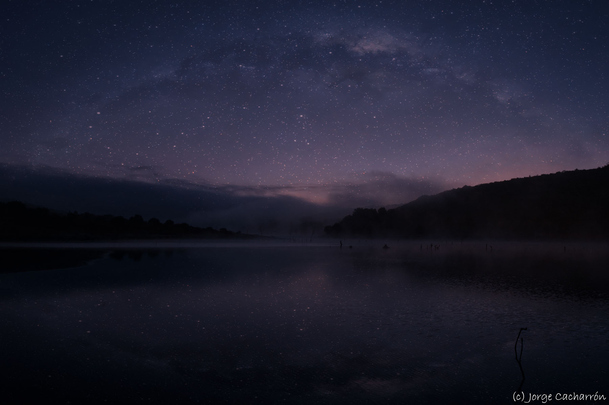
[1,1,608,226]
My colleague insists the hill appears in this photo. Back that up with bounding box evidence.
[324,165,609,240]
[0,201,256,242]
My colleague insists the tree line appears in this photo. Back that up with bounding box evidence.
[325,165,609,240]
[0,201,250,241]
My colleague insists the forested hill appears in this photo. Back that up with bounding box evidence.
[324,165,609,240]
[0,201,254,241]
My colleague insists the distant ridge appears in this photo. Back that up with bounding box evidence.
[325,165,609,240]
[0,201,257,242]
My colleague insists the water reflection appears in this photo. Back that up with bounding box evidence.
[108,248,175,261]
[0,242,608,404]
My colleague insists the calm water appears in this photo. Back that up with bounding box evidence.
[1,242,608,404]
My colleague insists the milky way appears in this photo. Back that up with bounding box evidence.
[1,1,608,206]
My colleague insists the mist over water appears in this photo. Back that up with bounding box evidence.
[1,242,608,404]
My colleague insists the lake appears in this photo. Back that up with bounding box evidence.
[1,241,608,404]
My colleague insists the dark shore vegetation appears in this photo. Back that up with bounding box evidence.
[0,201,255,242]
[325,165,609,240]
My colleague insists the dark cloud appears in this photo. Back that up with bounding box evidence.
[0,164,349,235]
[0,164,449,235]
[0,164,224,220]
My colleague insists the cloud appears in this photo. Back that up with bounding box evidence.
[124,165,164,182]
[0,164,451,236]
[0,164,221,220]
[0,164,349,235]
[324,171,448,208]
[185,195,347,235]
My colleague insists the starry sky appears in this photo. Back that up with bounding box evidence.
[1,1,608,227]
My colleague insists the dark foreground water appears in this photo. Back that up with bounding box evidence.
[1,241,608,404]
